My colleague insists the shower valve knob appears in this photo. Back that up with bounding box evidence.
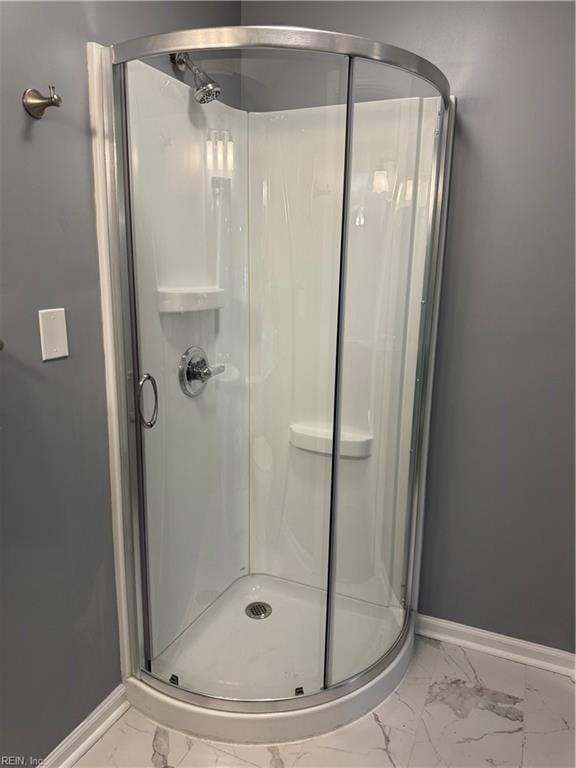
[179,346,224,397]
[187,359,225,383]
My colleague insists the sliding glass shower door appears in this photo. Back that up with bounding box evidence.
[124,49,349,699]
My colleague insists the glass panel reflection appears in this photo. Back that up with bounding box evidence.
[327,59,443,685]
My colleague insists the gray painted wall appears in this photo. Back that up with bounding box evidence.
[0,2,239,761]
[242,1,575,652]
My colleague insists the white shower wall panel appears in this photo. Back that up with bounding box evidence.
[248,105,346,589]
[126,61,250,657]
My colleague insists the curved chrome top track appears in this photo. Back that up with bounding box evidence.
[111,25,451,107]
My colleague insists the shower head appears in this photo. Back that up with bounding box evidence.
[170,52,222,104]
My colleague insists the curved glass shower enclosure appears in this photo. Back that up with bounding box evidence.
[110,27,453,711]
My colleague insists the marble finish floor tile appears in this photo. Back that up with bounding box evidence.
[74,638,575,768]
[433,641,526,699]
[76,707,414,768]
[522,667,575,767]
[408,642,527,768]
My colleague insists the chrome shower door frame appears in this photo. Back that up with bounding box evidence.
[110,26,451,107]
[95,27,456,716]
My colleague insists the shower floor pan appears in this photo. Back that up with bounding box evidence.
[151,574,403,700]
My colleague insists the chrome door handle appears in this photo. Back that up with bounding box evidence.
[179,346,225,397]
[137,373,158,428]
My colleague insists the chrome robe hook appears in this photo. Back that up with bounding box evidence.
[22,85,62,119]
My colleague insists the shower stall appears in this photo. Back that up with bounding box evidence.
[90,26,454,742]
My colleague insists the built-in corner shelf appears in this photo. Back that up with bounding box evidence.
[289,423,372,459]
[157,287,225,313]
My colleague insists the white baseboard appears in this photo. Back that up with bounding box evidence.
[42,685,129,768]
[417,614,575,679]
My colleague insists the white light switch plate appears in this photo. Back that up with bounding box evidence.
[39,308,69,361]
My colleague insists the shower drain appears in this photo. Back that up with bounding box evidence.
[245,601,272,620]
